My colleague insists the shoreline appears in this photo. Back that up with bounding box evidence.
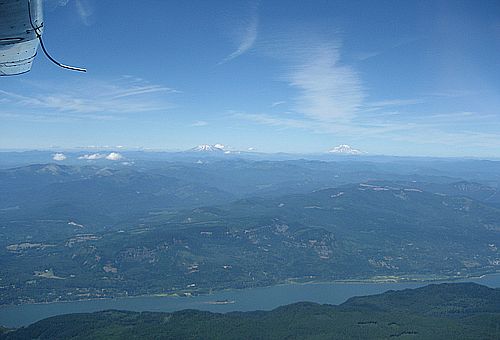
[1,271,498,308]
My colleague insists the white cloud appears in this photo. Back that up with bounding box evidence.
[271,101,286,108]
[234,112,319,131]
[78,152,124,161]
[220,4,259,63]
[105,152,123,161]
[75,0,94,26]
[353,51,381,61]
[367,99,424,108]
[191,120,208,127]
[45,0,70,10]
[54,0,70,6]
[111,85,178,99]
[52,153,67,161]
[78,153,105,160]
[288,43,364,122]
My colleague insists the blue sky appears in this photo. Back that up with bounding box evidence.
[1,0,500,157]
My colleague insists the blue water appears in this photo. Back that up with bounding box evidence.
[1,273,499,328]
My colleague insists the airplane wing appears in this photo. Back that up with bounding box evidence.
[0,0,43,76]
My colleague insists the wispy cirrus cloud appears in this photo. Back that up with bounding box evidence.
[45,0,70,11]
[229,35,368,144]
[353,51,382,61]
[75,0,94,26]
[191,120,209,127]
[0,76,177,121]
[287,43,364,122]
[245,36,365,127]
[233,111,407,136]
[0,111,118,123]
[234,111,500,150]
[234,112,319,131]
[220,3,259,64]
[110,85,178,99]
[366,98,424,108]
[46,0,93,26]
[352,37,420,62]
[271,101,286,108]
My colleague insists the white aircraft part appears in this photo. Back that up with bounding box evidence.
[0,0,43,76]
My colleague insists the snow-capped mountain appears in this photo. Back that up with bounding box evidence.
[189,144,226,152]
[328,144,363,155]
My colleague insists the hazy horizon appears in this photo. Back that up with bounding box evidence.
[1,145,500,161]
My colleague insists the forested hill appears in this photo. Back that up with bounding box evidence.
[2,283,499,340]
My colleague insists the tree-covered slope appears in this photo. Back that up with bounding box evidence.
[2,180,500,304]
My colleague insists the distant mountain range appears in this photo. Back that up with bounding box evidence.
[190,144,364,155]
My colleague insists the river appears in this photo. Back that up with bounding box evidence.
[1,273,500,328]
